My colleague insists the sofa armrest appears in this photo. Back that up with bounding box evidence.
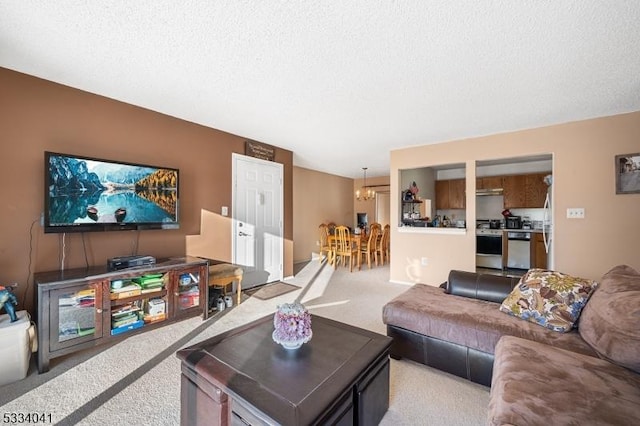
[444,270,519,303]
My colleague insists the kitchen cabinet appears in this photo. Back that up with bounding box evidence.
[503,173,549,208]
[524,173,549,207]
[530,233,548,269]
[435,180,449,209]
[476,176,504,190]
[436,179,466,209]
[502,174,526,208]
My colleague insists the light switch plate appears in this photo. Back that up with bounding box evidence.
[221,206,228,216]
[566,208,585,219]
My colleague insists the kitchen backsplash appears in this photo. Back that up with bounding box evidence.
[509,208,545,222]
[432,195,548,228]
[476,195,546,221]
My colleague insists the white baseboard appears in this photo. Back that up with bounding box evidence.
[388,279,416,286]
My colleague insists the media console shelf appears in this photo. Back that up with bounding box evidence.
[34,256,208,373]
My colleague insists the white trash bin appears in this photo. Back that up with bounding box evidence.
[0,310,34,386]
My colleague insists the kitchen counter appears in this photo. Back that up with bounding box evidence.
[398,226,467,235]
[476,227,550,233]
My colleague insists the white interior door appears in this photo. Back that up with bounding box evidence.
[232,153,283,289]
[376,192,391,226]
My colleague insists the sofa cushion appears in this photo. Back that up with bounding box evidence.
[445,269,519,303]
[488,336,640,426]
[579,265,640,374]
[382,283,596,357]
[499,268,598,332]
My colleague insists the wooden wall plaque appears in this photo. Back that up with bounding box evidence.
[245,140,275,162]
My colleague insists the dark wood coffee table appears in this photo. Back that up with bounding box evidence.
[177,314,392,425]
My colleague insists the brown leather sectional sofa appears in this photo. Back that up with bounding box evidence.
[382,266,640,424]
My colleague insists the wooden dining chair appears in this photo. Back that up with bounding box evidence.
[376,224,390,265]
[318,224,333,264]
[359,224,379,269]
[334,225,360,272]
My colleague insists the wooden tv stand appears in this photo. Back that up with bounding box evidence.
[34,256,208,373]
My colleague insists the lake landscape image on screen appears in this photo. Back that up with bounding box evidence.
[47,153,178,228]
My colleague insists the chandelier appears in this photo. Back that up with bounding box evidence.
[356,167,375,201]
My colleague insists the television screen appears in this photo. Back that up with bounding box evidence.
[44,151,179,233]
[357,212,368,228]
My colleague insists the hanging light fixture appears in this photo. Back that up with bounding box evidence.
[356,167,375,201]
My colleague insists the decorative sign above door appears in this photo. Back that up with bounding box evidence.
[245,140,275,162]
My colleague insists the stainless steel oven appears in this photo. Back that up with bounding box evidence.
[476,229,503,269]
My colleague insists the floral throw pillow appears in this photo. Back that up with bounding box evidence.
[499,269,598,332]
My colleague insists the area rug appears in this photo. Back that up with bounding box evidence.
[250,281,300,300]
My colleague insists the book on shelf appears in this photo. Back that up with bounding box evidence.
[60,289,96,307]
[77,298,95,307]
[132,275,165,287]
[111,303,142,318]
[143,313,166,324]
[136,273,163,280]
[111,283,141,293]
[141,287,163,294]
[110,319,144,336]
[110,284,142,300]
[77,327,96,337]
[58,297,77,307]
[111,313,140,328]
[140,281,164,289]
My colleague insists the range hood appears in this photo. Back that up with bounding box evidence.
[476,188,504,196]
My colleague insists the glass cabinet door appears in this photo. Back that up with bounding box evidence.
[49,282,105,351]
[175,268,202,314]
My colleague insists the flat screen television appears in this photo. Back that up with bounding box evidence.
[44,151,179,233]
[357,212,368,228]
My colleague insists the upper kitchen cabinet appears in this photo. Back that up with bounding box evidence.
[502,174,527,207]
[436,178,466,209]
[476,176,504,191]
[503,172,549,208]
[524,173,549,207]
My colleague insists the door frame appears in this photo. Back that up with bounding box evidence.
[231,153,284,283]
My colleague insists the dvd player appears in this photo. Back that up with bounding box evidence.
[107,255,156,271]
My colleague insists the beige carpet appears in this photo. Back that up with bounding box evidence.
[0,260,489,425]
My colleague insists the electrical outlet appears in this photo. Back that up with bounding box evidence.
[566,208,585,219]
[421,257,428,266]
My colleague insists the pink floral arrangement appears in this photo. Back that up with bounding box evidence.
[272,302,312,349]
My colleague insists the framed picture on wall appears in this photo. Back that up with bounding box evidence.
[615,153,640,194]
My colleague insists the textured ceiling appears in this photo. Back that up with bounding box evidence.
[2,1,640,178]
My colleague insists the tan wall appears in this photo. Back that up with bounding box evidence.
[292,168,391,264]
[293,167,354,263]
[353,175,390,227]
[391,111,640,285]
[0,67,293,313]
